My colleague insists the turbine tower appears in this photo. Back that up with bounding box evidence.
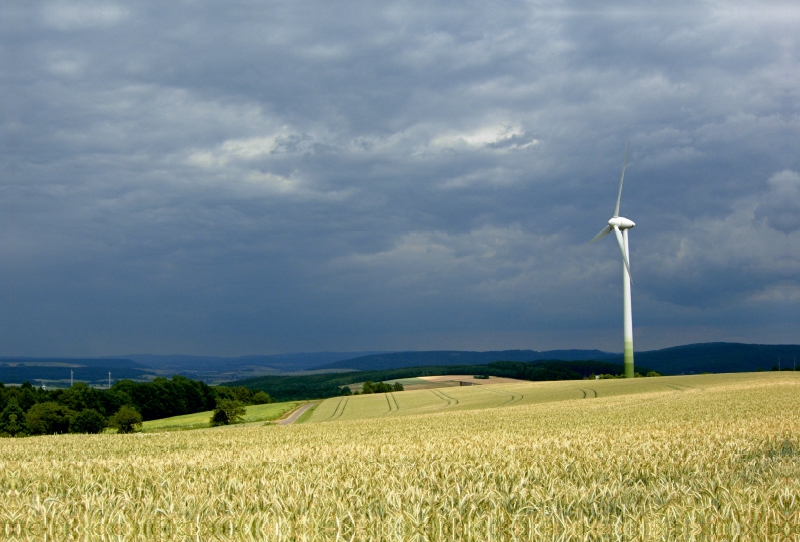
[590,142,635,378]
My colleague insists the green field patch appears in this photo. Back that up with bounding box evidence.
[294,403,318,424]
[141,401,302,431]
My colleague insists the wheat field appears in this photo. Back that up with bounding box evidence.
[1,372,798,540]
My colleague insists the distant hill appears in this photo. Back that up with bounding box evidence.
[616,343,800,375]
[0,352,381,387]
[0,358,150,386]
[127,352,386,373]
[5,343,796,388]
[309,343,800,375]
[310,349,616,371]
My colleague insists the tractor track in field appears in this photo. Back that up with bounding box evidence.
[471,385,522,406]
[437,389,459,405]
[383,392,400,415]
[663,383,699,392]
[574,387,598,399]
[429,388,457,407]
[325,397,349,421]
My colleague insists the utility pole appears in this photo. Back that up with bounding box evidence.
[70,369,73,387]
[108,371,111,389]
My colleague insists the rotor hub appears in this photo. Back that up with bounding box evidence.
[608,216,635,230]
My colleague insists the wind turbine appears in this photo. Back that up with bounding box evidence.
[590,142,635,378]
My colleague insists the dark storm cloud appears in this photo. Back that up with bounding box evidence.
[2,0,798,356]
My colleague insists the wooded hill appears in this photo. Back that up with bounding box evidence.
[309,343,800,374]
[310,349,615,371]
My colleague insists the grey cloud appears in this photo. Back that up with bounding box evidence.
[754,170,800,233]
[2,0,799,355]
[40,1,129,31]
[640,170,800,308]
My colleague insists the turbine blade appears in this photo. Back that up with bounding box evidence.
[613,226,633,283]
[590,225,612,244]
[613,141,630,218]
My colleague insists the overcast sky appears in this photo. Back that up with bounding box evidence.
[2,0,798,357]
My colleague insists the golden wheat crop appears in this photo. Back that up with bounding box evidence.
[1,372,798,541]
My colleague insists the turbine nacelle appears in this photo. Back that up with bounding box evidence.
[608,216,635,230]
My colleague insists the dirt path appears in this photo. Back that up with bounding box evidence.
[276,402,318,425]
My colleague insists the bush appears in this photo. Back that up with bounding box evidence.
[361,381,401,394]
[250,391,272,405]
[70,409,107,434]
[210,399,246,426]
[25,402,74,435]
[108,405,143,434]
[645,371,662,377]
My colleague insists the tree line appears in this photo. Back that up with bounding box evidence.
[341,380,404,395]
[0,376,273,437]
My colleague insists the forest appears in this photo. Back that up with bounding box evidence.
[0,376,271,436]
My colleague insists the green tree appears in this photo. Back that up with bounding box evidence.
[108,405,143,434]
[250,391,272,405]
[70,409,106,434]
[210,399,246,426]
[215,386,252,404]
[5,383,38,412]
[0,400,28,436]
[392,382,404,392]
[25,402,74,435]
[55,382,105,414]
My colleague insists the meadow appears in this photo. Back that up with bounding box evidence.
[140,401,303,432]
[1,372,798,540]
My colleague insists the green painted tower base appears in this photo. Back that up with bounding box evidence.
[624,339,634,378]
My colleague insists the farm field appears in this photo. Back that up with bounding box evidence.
[357,374,524,392]
[308,372,757,423]
[1,372,798,540]
[419,374,525,385]
[140,401,302,432]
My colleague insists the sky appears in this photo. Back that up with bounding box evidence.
[2,0,798,357]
